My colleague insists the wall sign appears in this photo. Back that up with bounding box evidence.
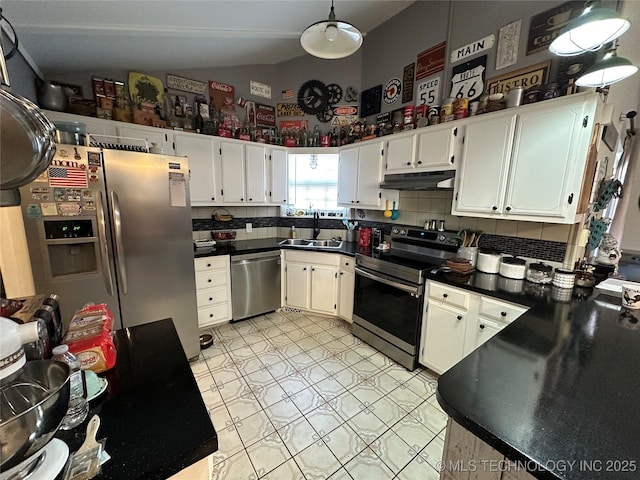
[209,80,236,112]
[526,0,584,55]
[250,80,272,99]
[375,112,391,126]
[416,42,446,81]
[402,63,415,104]
[255,103,276,127]
[166,74,207,95]
[277,103,305,117]
[450,34,495,64]
[331,105,359,126]
[384,78,402,104]
[449,55,486,101]
[496,20,522,70]
[360,85,382,117]
[486,60,551,95]
[416,75,441,107]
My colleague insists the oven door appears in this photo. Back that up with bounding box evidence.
[353,265,423,361]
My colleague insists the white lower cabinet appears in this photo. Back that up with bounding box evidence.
[337,256,355,322]
[282,250,341,316]
[420,281,527,374]
[194,256,232,328]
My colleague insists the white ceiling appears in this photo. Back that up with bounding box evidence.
[1,1,414,74]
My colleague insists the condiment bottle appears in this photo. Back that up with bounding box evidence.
[52,344,89,430]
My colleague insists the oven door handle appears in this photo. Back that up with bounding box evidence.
[355,266,422,296]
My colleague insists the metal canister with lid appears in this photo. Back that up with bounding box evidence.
[453,98,469,119]
[440,98,454,123]
[526,262,553,284]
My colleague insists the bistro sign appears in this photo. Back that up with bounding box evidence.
[486,61,551,95]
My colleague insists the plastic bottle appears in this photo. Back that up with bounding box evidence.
[52,344,89,430]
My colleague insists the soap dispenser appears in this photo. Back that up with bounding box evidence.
[290,226,297,239]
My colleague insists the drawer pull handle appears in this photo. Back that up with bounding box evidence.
[209,297,213,301]
[500,311,507,317]
[209,314,214,318]
[456,315,463,321]
[208,279,212,283]
[443,293,448,298]
[479,324,485,329]
[207,263,211,267]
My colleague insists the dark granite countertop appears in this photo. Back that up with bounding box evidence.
[437,295,640,480]
[57,319,218,480]
[193,237,361,258]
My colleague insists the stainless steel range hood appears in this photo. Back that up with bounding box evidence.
[380,171,455,191]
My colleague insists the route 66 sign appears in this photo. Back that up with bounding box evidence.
[449,55,487,101]
[384,78,402,104]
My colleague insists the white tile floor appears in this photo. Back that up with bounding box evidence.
[191,309,446,479]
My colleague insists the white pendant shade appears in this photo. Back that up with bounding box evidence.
[549,5,631,56]
[300,2,363,59]
[576,49,638,87]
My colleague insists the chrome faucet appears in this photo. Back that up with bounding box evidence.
[313,211,320,239]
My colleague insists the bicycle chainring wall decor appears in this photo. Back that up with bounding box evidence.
[326,84,343,105]
[316,105,334,123]
[297,80,329,114]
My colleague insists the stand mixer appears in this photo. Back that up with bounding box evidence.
[0,317,71,480]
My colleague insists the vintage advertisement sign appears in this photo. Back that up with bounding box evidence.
[416,75,441,107]
[277,103,305,117]
[416,42,446,80]
[255,103,276,128]
[402,63,415,104]
[526,1,584,55]
[449,55,486,101]
[166,74,207,95]
[384,78,402,104]
[250,80,272,99]
[375,112,391,126]
[486,61,551,95]
[450,35,495,64]
[330,105,359,126]
[209,80,236,112]
[279,120,309,133]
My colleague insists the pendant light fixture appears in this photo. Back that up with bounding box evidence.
[576,44,638,87]
[300,1,363,59]
[548,1,631,56]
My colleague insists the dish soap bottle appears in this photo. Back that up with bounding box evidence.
[52,344,89,429]
[290,226,297,239]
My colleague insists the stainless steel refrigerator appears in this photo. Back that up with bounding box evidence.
[19,145,200,359]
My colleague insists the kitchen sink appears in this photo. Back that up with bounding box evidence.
[279,239,343,249]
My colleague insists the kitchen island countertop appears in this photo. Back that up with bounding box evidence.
[56,319,217,480]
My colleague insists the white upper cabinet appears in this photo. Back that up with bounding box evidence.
[414,124,462,171]
[245,144,267,203]
[219,139,246,203]
[269,147,289,205]
[453,93,600,224]
[174,133,219,205]
[43,110,118,142]
[384,134,415,172]
[338,140,386,209]
[116,124,175,155]
[337,145,359,206]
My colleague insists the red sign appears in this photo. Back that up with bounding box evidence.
[333,106,358,116]
[280,120,309,133]
[416,42,446,80]
[256,103,276,128]
[209,80,235,112]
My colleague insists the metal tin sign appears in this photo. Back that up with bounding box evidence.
[256,103,276,127]
[384,78,402,104]
[450,34,495,64]
[416,75,441,107]
[449,55,486,101]
[402,63,415,104]
[486,61,551,95]
[166,74,207,95]
[277,103,305,117]
[416,42,446,80]
[250,80,272,99]
[526,0,583,55]
[209,81,236,111]
[376,112,391,126]
[331,105,359,126]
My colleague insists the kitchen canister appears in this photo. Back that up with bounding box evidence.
[499,256,527,279]
[526,262,553,284]
[476,249,502,274]
[506,86,525,108]
[457,246,478,267]
[553,268,576,289]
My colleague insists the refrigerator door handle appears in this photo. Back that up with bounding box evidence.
[110,190,129,295]
[96,191,115,296]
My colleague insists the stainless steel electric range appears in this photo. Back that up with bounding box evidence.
[353,227,459,370]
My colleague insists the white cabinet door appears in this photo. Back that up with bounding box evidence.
[385,135,414,172]
[453,114,517,216]
[285,262,310,310]
[422,301,467,374]
[116,125,174,154]
[174,133,218,205]
[270,147,288,204]
[310,265,337,315]
[337,146,358,206]
[505,100,586,218]
[245,144,267,203]
[415,124,460,171]
[474,318,503,349]
[220,140,246,202]
[338,268,354,322]
[355,141,383,207]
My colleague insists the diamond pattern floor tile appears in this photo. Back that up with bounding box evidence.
[192,310,449,479]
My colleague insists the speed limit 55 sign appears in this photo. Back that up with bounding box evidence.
[416,75,441,107]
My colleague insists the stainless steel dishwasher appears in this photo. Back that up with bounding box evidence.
[231,250,281,321]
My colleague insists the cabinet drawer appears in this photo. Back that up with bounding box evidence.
[198,303,230,327]
[428,282,469,309]
[196,285,229,308]
[195,270,227,289]
[480,297,526,324]
[194,256,228,272]
[340,255,355,271]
